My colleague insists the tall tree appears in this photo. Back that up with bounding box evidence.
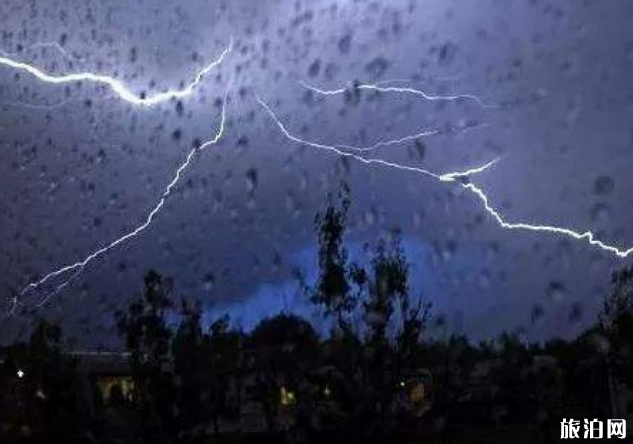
[312,184,361,332]
[172,300,206,433]
[360,238,427,436]
[205,315,243,434]
[363,239,408,345]
[116,270,176,442]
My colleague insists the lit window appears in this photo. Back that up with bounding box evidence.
[280,386,296,406]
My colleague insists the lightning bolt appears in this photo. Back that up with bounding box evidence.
[329,128,439,154]
[257,95,633,259]
[0,38,233,311]
[461,182,633,258]
[312,122,488,155]
[4,28,630,318]
[1,97,74,111]
[0,41,79,63]
[299,80,496,109]
[373,75,464,86]
[27,42,79,61]
[16,95,228,310]
[0,38,232,106]
[297,78,491,152]
[0,41,78,61]
[257,95,494,183]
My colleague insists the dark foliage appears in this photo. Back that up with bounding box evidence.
[2,195,632,444]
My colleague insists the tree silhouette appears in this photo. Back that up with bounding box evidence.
[601,266,633,416]
[172,300,206,434]
[2,320,83,443]
[116,270,176,443]
[205,315,243,434]
[312,184,361,332]
[250,313,319,432]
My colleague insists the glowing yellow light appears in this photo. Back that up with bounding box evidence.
[280,386,296,406]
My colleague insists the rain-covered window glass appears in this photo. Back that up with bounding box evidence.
[1,1,632,442]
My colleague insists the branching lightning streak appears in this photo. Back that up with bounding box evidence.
[0,38,232,106]
[17,96,228,309]
[374,75,465,86]
[0,41,78,62]
[298,78,490,153]
[333,122,489,154]
[257,96,633,259]
[329,128,439,154]
[299,80,496,109]
[27,42,79,61]
[461,182,633,258]
[256,96,493,183]
[0,38,232,311]
[3,25,630,320]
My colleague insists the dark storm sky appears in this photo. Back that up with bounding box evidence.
[1,0,633,346]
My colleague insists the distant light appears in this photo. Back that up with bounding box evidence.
[17,369,25,378]
[400,381,406,388]
[280,386,296,406]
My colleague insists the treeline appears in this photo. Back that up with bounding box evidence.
[2,190,632,444]
[110,188,441,442]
